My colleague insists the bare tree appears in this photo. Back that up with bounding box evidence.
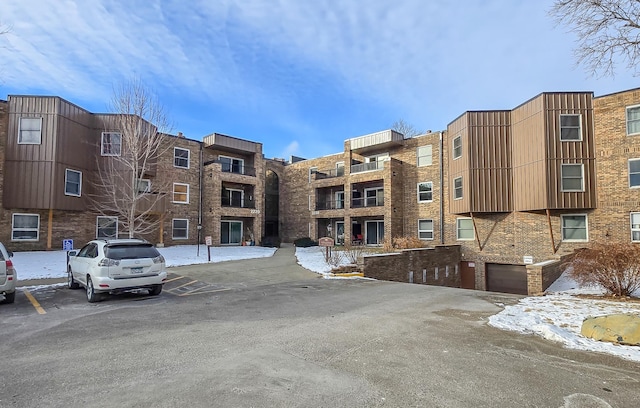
[391,119,423,138]
[93,79,174,239]
[550,0,640,76]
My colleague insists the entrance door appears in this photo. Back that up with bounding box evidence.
[460,261,476,289]
[335,221,345,245]
[221,221,243,245]
[365,220,384,245]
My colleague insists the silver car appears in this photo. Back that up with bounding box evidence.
[0,242,17,304]
[67,239,167,302]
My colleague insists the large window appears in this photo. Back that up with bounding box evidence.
[629,159,640,188]
[101,132,122,156]
[561,164,584,192]
[418,219,434,240]
[96,216,118,239]
[172,219,189,239]
[173,183,189,204]
[174,147,190,169]
[417,145,433,166]
[64,169,82,197]
[456,218,474,241]
[12,213,39,241]
[453,177,463,199]
[18,117,42,144]
[559,114,582,141]
[631,213,640,242]
[417,182,433,202]
[452,136,462,159]
[219,155,244,174]
[561,214,588,241]
[627,105,640,136]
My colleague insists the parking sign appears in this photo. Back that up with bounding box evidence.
[63,239,73,251]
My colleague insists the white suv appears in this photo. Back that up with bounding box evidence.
[67,239,167,302]
[0,242,17,304]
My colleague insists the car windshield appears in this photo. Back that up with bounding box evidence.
[104,244,160,260]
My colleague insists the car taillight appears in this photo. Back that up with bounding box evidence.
[6,260,15,280]
[98,258,119,267]
[152,255,165,264]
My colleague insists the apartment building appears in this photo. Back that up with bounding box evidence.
[0,96,264,251]
[2,87,639,295]
[279,130,442,247]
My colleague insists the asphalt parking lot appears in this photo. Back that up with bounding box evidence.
[2,252,639,408]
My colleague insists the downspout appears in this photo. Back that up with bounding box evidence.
[198,142,203,251]
[439,131,445,244]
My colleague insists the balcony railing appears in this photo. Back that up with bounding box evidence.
[315,199,346,211]
[216,160,256,177]
[221,197,256,209]
[314,167,345,180]
[351,196,384,208]
[350,161,384,174]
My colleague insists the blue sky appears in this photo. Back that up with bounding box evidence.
[1,1,638,159]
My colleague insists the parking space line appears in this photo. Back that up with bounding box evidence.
[23,289,46,315]
[169,279,198,291]
[164,275,187,284]
[178,287,232,297]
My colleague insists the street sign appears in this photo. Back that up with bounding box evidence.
[318,237,334,247]
[205,236,212,246]
[63,239,73,251]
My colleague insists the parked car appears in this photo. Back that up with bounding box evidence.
[0,242,16,304]
[67,239,167,302]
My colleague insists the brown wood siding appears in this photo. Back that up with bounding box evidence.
[447,114,470,214]
[543,93,597,209]
[468,111,512,212]
[3,161,54,208]
[512,94,547,211]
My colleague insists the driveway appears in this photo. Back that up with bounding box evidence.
[1,247,638,407]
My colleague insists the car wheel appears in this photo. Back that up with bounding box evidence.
[86,277,99,303]
[68,268,80,289]
[148,284,162,296]
[1,291,15,304]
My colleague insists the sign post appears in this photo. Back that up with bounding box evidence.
[318,237,335,261]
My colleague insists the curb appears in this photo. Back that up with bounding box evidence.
[17,278,67,288]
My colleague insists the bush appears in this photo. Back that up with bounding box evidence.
[294,237,318,247]
[567,242,640,297]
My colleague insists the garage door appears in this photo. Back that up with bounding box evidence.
[485,263,528,295]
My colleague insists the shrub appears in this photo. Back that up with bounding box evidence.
[324,249,344,268]
[567,242,640,297]
[342,243,366,264]
[294,237,318,247]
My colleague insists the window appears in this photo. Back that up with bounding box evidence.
[219,155,244,174]
[172,219,189,240]
[631,213,640,242]
[365,187,384,206]
[627,105,640,136]
[629,159,640,188]
[173,183,189,204]
[18,117,42,144]
[453,177,463,199]
[417,182,433,202]
[417,145,433,166]
[562,214,588,241]
[101,132,122,156]
[559,114,582,141]
[418,219,434,240]
[96,216,118,239]
[456,218,474,241]
[452,136,462,159]
[12,213,39,241]
[335,191,345,209]
[137,179,151,194]
[174,147,190,169]
[561,164,584,191]
[65,169,82,197]
[309,167,317,183]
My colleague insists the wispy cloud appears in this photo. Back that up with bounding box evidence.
[280,140,299,159]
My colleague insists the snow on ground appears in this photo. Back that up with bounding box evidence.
[12,245,277,280]
[489,272,640,363]
[9,244,640,362]
[294,246,371,279]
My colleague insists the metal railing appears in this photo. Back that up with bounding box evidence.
[313,167,345,180]
[351,196,384,208]
[350,161,384,174]
[315,199,346,210]
[217,161,256,177]
[221,197,256,208]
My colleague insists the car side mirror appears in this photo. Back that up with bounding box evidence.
[67,250,78,257]
[7,250,13,258]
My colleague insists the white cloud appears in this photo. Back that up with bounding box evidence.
[280,140,299,158]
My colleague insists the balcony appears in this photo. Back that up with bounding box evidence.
[313,167,345,180]
[351,196,385,208]
[221,197,256,209]
[315,199,346,211]
[216,160,256,177]
[350,161,384,174]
